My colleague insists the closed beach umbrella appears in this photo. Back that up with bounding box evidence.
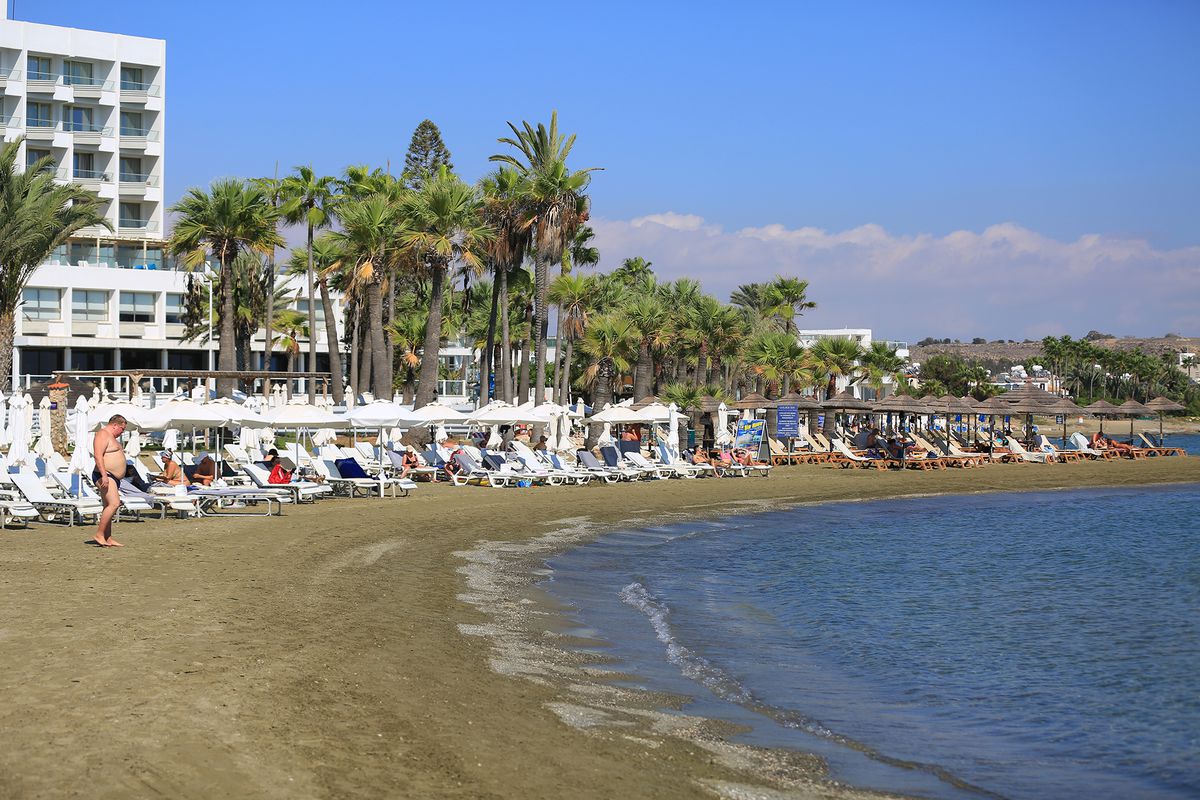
[0,394,9,448]
[1145,396,1186,446]
[69,396,92,474]
[34,397,54,458]
[7,393,31,466]
[123,427,142,458]
[715,402,734,446]
[162,428,180,452]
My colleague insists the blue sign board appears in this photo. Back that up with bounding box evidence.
[776,404,800,438]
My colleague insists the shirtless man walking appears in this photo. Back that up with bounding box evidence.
[91,414,127,547]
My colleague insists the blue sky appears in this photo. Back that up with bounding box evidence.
[16,0,1200,338]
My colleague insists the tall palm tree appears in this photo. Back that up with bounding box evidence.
[388,312,425,405]
[621,294,666,399]
[0,139,108,389]
[552,224,601,400]
[810,336,864,436]
[578,315,634,447]
[768,276,817,333]
[331,195,401,399]
[398,167,492,408]
[479,167,532,404]
[490,111,600,405]
[280,166,337,401]
[859,341,905,399]
[286,233,346,403]
[547,273,597,403]
[272,308,309,395]
[250,171,284,385]
[170,178,283,397]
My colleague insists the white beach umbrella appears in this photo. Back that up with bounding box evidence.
[666,403,681,452]
[88,402,153,430]
[573,398,586,418]
[311,428,337,446]
[238,424,259,451]
[597,422,614,446]
[434,423,448,443]
[140,398,231,430]
[162,428,180,452]
[258,427,277,450]
[0,394,9,447]
[588,404,650,425]
[69,396,92,474]
[348,400,409,428]
[485,425,502,448]
[34,398,55,459]
[91,386,102,404]
[265,401,342,429]
[22,392,34,429]
[715,402,734,446]
[7,393,31,466]
[123,428,142,458]
[637,402,672,423]
[403,402,468,425]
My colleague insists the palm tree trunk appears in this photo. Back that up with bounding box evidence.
[481,269,500,404]
[367,280,388,399]
[498,267,512,403]
[286,350,295,397]
[357,309,372,399]
[0,310,15,392]
[586,362,613,449]
[305,222,317,403]
[633,340,653,399]
[317,278,344,404]
[263,258,275,392]
[533,255,549,404]
[217,255,238,398]
[413,265,445,409]
[560,337,574,404]
[403,367,415,405]
[349,301,359,403]
[552,305,564,404]
[518,300,533,404]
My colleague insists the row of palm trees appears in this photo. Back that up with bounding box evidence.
[1039,335,1197,410]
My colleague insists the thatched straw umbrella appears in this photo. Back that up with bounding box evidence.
[820,390,874,451]
[1116,399,1154,442]
[874,394,931,462]
[1084,399,1121,436]
[1144,396,1186,446]
[1044,397,1087,447]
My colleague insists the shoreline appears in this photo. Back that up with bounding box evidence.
[1,460,1198,799]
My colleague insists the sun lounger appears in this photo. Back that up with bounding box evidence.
[1007,438,1057,463]
[655,443,711,478]
[1134,433,1187,457]
[829,439,892,470]
[242,464,331,502]
[510,442,592,485]
[541,452,595,484]
[910,433,978,468]
[1068,432,1117,460]
[9,471,103,526]
[0,488,39,528]
[623,450,675,479]
[577,450,637,481]
[51,471,160,520]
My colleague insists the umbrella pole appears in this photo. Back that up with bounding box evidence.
[1159,413,1164,447]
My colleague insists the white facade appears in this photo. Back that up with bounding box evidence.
[1,13,165,236]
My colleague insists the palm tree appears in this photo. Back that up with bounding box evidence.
[621,294,666,399]
[398,167,492,408]
[272,308,309,395]
[860,341,906,399]
[170,178,283,397]
[388,312,425,405]
[661,381,702,454]
[279,166,337,401]
[331,195,401,399]
[479,167,532,404]
[768,276,817,333]
[0,139,108,389]
[490,111,600,405]
[547,273,597,403]
[810,336,864,436]
[250,171,284,386]
[578,315,634,447]
[552,224,601,399]
[286,233,346,403]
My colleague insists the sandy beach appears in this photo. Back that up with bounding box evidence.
[2,458,1198,800]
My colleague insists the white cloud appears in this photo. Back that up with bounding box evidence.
[589,214,1200,341]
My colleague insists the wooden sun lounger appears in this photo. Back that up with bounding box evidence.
[1135,433,1187,457]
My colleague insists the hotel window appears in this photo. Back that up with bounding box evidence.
[165,294,184,324]
[120,66,144,90]
[296,298,325,322]
[73,151,96,178]
[119,292,155,323]
[119,156,143,181]
[27,55,52,81]
[63,60,94,86]
[72,290,109,321]
[21,288,60,320]
[27,102,52,128]
[25,148,52,170]
[120,110,143,136]
[119,202,144,228]
[65,105,95,132]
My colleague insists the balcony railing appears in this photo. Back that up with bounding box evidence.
[118,219,160,233]
[65,120,113,135]
[437,379,468,398]
[64,76,114,91]
[119,80,161,97]
[73,169,111,182]
[0,68,21,82]
[119,127,159,142]
[0,116,18,129]
[119,172,159,188]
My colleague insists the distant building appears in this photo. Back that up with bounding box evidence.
[795,328,910,399]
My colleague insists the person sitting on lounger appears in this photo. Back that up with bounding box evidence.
[444,443,466,480]
[192,455,217,486]
[398,449,419,480]
[534,435,548,452]
[159,449,190,486]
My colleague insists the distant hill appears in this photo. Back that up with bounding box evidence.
[909,335,1199,369]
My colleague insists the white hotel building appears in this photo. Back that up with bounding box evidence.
[0,9,359,396]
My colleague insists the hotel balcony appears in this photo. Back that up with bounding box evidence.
[65,120,113,145]
[117,217,160,237]
[72,168,111,186]
[25,119,57,141]
[0,67,21,88]
[63,75,115,99]
[118,172,159,195]
[119,80,161,103]
[119,126,158,149]
[25,71,58,93]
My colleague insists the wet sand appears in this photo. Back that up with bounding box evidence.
[2,458,1198,800]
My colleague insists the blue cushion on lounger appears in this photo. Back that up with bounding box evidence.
[335,457,370,479]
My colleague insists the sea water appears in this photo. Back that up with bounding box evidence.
[544,484,1200,799]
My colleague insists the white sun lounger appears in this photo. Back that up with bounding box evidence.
[9,471,103,526]
[242,464,332,502]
